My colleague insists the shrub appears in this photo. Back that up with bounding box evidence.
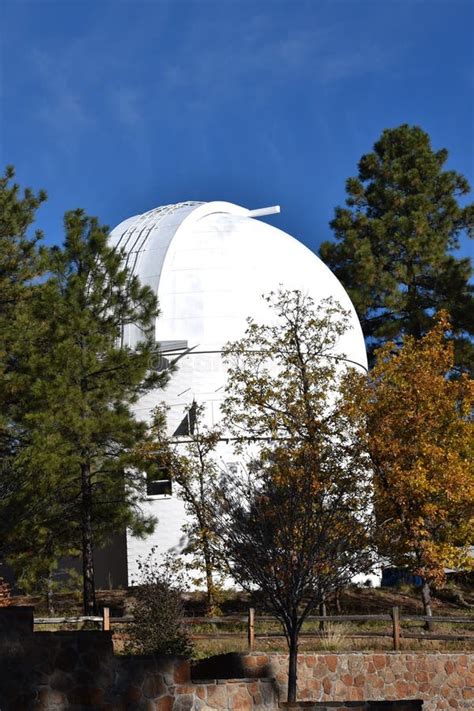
[126,550,193,657]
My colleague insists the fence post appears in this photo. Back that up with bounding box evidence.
[319,599,327,632]
[248,607,255,652]
[391,606,400,651]
[102,607,110,632]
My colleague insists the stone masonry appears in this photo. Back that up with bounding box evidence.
[1,608,473,709]
[0,628,277,709]
[237,653,472,710]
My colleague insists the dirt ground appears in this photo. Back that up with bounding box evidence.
[11,572,474,617]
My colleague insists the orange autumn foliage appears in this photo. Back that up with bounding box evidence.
[350,313,473,585]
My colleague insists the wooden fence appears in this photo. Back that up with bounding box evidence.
[34,607,474,652]
[35,610,109,629]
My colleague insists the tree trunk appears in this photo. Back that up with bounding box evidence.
[421,580,434,631]
[203,545,215,614]
[335,587,342,614]
[287,629,299,703]
[319,598,327,632]
[81,462,96,615]
[47,572,54,615]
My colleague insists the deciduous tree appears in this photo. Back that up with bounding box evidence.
[212,289,373,702]
[320,125,474,372]
[144,403,223,614]
[349,314,473,620]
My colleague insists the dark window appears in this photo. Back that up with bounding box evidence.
[157,354,170,371]
[147,477,172,497]
[173,400,197,437]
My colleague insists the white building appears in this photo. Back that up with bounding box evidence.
[107,201,368,587]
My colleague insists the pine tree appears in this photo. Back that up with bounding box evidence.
[320,125,474,372]
[10,209,166,613]
[0,166,47,561]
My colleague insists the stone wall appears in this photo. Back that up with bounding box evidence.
[233,652,473,710]
[1,608,473,710]
[0,628,277,709]
[0,608,276,709]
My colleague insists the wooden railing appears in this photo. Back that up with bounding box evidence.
[34,606,474,651]
[35,608,110,631]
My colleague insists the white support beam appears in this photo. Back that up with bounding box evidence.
[247,205,281,218]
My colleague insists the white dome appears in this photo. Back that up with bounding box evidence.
[109,201,368,579]
[110,200,367,392]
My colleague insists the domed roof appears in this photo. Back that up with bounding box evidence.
[109,201,367,371]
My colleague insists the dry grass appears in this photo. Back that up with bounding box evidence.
[189,634,474,658]
[314,623,350,651]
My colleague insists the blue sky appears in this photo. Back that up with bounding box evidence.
[1,0,473,257]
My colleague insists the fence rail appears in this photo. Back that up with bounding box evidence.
[33,606,474,651]
[35,609,110,631]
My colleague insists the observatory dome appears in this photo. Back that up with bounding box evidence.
[109,201,367,581]
[110,201,367,426]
